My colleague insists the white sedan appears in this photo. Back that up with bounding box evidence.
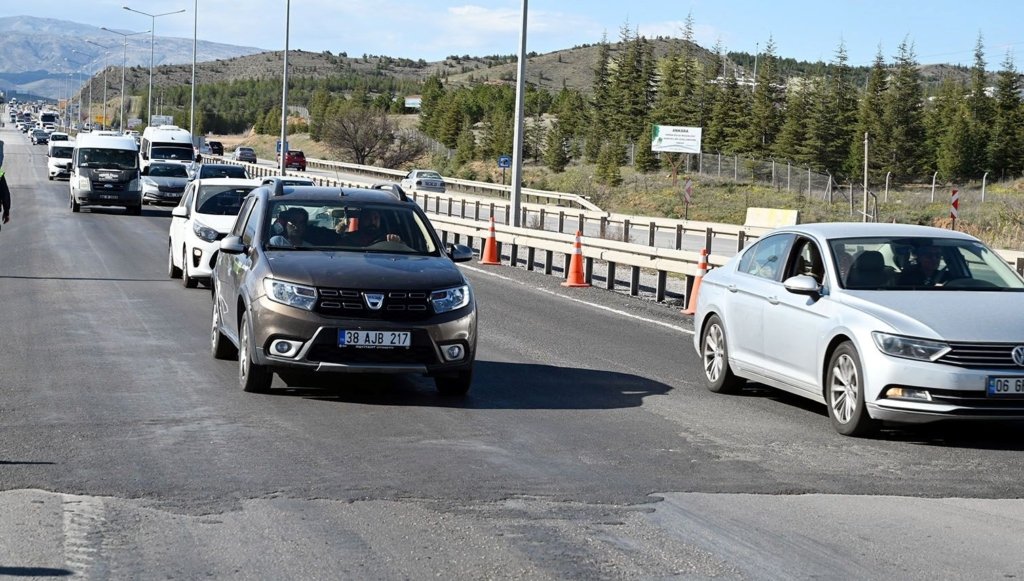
[400,169,446,194]
[168,178,262,288]
[693,222,1024,436]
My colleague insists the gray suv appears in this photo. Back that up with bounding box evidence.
[210,180,477,395]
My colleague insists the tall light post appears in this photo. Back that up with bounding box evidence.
[279,0,291,174]
[509,0,528,226]
[189,0,198,138]
[123,6,186,127]
[86,40,113,129]
[102,27,149,131]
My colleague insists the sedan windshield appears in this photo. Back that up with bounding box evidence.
[264,201,438,255]
[831,236,1024,291]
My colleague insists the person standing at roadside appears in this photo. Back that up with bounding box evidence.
[0,153,10,230]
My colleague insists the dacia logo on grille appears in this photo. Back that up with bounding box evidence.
[1013,346,1024,367]
[363,293,385,311]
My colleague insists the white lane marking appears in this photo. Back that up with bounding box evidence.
[462,264,694,335]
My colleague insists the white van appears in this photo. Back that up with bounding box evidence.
[47,139,75,180]
[69,133,142,215]
[139,125,194,173]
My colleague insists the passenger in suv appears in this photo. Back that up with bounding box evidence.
[210,180,477,395]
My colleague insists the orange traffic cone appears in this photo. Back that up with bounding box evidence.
[347,217,359,232]
[562,230,590,288]
[479,217,501,265]
[681,248,708,315]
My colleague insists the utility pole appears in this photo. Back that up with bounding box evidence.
[862,132,869,222]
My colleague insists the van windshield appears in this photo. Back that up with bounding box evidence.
[77,148,138,170]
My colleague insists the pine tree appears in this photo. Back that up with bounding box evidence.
[704,61,750,154]
[595,137,624,186]
[454,120,476,166]
[937,103,974,183]
[924,79,964,172]
[966,33,994,175]
[634,124,659,172]
[585,36,612,163]
[418,75,446,136]
[988,52,1024,178]
[849,49,889,183]
[810,41,859,177]
[308,88,331,142]
[881,39,928,183]
[743,37,784,155]
[773,83,811,164]
[544,120,570,173]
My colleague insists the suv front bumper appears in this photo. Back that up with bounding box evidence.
[250,296,476,376]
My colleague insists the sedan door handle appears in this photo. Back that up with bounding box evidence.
[767,296,780,305]
[727,285,738,293]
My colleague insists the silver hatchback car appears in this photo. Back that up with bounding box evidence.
[693,223,1024,436]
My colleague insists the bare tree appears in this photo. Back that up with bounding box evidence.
[378,130,428,168]
[321,108,394,165]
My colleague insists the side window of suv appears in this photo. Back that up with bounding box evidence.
[234,197,257,241]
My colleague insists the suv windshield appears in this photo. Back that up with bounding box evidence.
[149,164,189,177]
[264,201,438,255]
[200,165,248,179]
[77,148,138,170]
[197,185,256,215]
[151,146,193,161]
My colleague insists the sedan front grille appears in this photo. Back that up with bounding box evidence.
[937,342,1024,369]
[158,185,185,193]
[316,288,432,321]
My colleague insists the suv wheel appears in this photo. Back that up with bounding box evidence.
[435,369,472,396]
[210,300,237,360]
[182,249,198,288]
[239,311,273,393]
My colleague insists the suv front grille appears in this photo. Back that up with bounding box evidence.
[938,342,1024,369]
[316,288,433,321]
[306,329,437,365]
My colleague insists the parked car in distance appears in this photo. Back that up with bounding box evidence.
[275,149,306,171]
[231,146,257,163]
[30,128,49,145]
[210,180,477,395]
[400,169,446,194]
[208,141,224,156]
[693,222,1024,437]
[190,163,250,181]
[141,162,191,205]
[169,178,262,288]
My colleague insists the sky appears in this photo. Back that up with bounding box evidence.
[14,0,1024,68]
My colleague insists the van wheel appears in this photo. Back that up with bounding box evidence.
[182,249,198,288]
[70,193,80,213]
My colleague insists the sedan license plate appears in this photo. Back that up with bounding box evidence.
[987,376,1024,397]
[339,330,410,349]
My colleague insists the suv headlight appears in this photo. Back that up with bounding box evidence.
[192,220,220,242]
[872,332,950,362]
[431,285,471,314]
[263,278,317,311]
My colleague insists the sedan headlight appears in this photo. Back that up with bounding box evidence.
[872,332,951,362]
[192,220,221,243]
[263,278,317,311]
[431,285,471,314]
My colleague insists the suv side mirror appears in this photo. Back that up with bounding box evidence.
[448,244,474,263]
[220,236,246,255]
[171,206,188,218]
[141,151,148,160]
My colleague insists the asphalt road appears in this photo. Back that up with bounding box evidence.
[2,125,1024,579]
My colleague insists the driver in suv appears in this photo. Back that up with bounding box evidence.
[210,180,477,396]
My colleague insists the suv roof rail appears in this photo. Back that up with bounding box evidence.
[370,182,409,202]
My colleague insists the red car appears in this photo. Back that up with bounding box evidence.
[276,149,306,171]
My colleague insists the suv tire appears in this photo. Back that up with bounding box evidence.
[435,369,472,396]
[210,300,237,360]
[239,311,273,393]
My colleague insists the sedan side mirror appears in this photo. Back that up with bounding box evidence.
[220,236,246,255]
[448,243,474,263]
[783,274,823,297]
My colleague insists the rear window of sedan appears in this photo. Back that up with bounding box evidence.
[200,165,249,179]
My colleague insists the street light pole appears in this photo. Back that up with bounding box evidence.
[279,0,290,174]
[509,0,528,227]
[190,0,198,137]
[102,27,149,132]
[87,41,113,130]
[123,6,186,127]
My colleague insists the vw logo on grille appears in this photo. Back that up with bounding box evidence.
[363,293,385,311]
[1013,346,1024,367]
